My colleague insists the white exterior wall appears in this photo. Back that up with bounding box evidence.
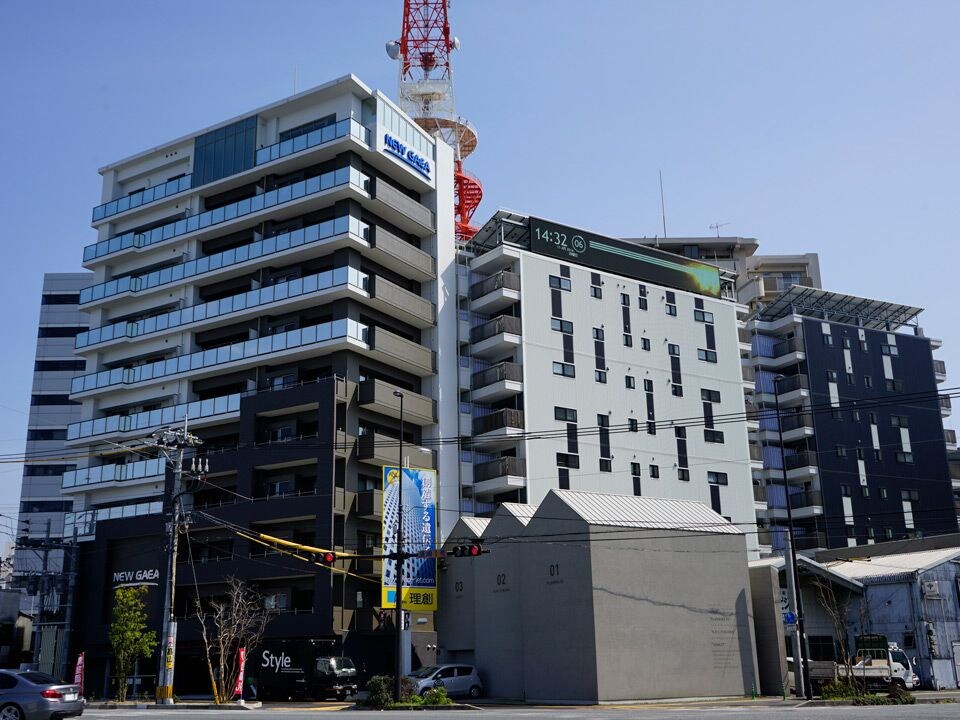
[516,251,758,556]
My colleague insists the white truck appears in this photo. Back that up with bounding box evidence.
[835,635,919,690]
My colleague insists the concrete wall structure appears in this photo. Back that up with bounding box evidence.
[438,490,758,703]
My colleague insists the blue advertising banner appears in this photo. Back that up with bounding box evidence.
[381,466,438,611]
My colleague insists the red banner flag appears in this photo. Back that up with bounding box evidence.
[73,652,84,696]
[232,647,246,699]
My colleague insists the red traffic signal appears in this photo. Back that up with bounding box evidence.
[451,541,484,558]
[319,551,336,565]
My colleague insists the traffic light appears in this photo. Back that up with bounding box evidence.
[319,551,337,566]
[450,541,484,558]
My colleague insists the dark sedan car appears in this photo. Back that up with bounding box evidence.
[0,671,83,720]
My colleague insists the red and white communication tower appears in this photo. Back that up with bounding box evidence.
[386,0,482,244]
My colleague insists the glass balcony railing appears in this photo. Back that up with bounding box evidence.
[83,166,369,262]
[63,457,166,489]
[255,117,368,165]
[79,214,367,305]
[89,119,370,225]
[92,175,193,222]
[65,500,164,538]
[72,319,368,394]
[77,266,368,348]
[68,392,242,441]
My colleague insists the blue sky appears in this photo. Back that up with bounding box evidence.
[0,1,956,516]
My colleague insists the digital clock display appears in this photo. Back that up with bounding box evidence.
[528,217,721,298]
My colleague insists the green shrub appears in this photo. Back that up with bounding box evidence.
[821,680,857,699]
[364,675,420,709]
[887,685,916,705]
[363,675,393,709]
[851,686,915,706]
[423,686,454,705]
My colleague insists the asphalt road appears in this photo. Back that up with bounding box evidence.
[79,700,960,719]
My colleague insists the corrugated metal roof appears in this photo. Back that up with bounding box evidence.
[460,517,490,536]
[824,548,960,581]
[551,490,741,535]
[500,502,537,525]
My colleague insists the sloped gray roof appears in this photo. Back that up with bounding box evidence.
[499,502,537,526]
[550,490,741,535]
[823,548,960,583]
[459,517,490,536]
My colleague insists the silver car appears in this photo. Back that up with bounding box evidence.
[0,671,83,720]
[408,664,482,699]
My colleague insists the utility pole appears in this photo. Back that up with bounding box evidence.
[393,390,405,702]
[31,519,51,671]
[147,418,203,705]
[774,375,812,700]
[58,526,79,682]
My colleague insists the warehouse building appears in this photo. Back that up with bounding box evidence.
[437,490,759,702]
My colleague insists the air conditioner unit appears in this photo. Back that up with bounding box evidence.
[922,580,941,599]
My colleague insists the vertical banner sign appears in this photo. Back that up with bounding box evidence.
[382,466,438,611]
[164,621,177,671]
[232,647,246,699]
[73,652,84,696]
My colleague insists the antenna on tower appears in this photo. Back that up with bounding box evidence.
[386,0,482,245]
[709,222,730,238]
[659,170,667,242]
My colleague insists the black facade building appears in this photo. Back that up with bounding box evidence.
[754,286,955,551]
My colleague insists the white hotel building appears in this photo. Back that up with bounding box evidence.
[459,211,761,557]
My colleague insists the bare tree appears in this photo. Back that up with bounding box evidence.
[194,577,270,703]
[812,576,863,694]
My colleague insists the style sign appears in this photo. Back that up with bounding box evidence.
[381,466,438,611]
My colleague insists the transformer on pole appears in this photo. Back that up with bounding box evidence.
[387,0,482,244]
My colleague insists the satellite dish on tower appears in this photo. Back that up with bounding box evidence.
[385,40,401,60]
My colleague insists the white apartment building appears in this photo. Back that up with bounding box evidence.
[459,212,761,558]
[63,74,459,693]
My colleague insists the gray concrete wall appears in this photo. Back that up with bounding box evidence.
[518,495,598,703]
[749,564,788,695]
[436,518,481,659]
[590,529,758,700]
[473,511,527,699]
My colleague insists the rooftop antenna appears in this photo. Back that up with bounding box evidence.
[387,1,482,246]
[709,222,729,238]
[658,170,667,244]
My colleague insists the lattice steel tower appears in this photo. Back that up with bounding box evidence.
[387,0,482,244]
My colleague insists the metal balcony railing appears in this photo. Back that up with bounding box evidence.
[749,444,763,461]
[741,365,756,382]
[945,429,957,446]
[470,315,522,344]
[470,271,520,300]
[763,276,814,294]
[472,409,524,436]
[939,395,952,410]
[472,362,523,390]
[933,359,946,374]
[774,375,809,393]
[773,337,805,357]
[785,450,818,471]
[474,457,526,482]
[780,413,814,432]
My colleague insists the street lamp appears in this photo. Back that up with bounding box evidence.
[393,390,405,703]
[773,374,812,700]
